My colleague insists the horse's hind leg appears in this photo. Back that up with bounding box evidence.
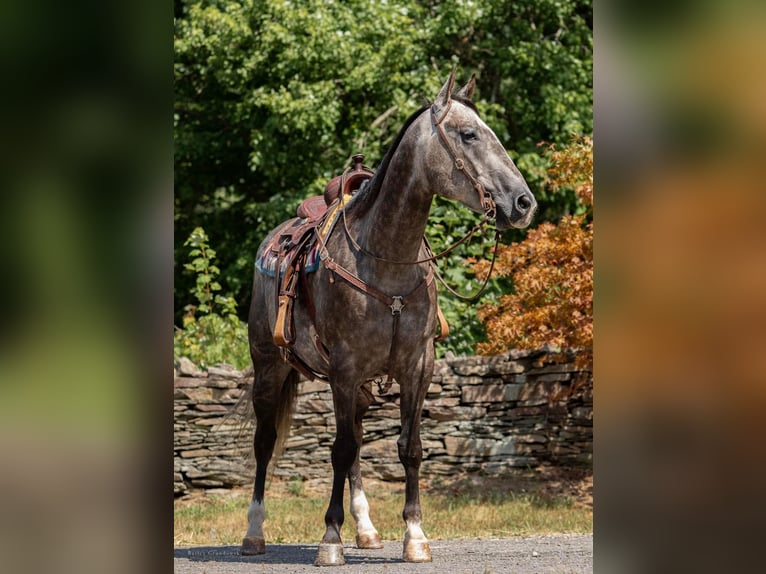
[348,382,383,549]
[240,359,297,556]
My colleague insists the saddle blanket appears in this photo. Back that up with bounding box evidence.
[254,196,349,279]
[255,238,321,278]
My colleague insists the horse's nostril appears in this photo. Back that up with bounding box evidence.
[516,194,532,213]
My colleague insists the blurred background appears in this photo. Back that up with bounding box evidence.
[596,1,766,572]
[0,0,170,573]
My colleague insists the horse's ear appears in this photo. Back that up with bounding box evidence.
[455,73,476,101]
[433,64,457,111]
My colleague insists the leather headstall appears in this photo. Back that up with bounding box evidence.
[431,99,496,220]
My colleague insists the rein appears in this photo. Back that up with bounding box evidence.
[428,230,501,302]
[339,200,500,301]
[341,196,495,266]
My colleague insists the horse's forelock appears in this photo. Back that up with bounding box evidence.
[452,95,478,114]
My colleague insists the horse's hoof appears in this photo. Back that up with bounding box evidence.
[315,543,345,566]
[403,539,432,563]
[356,531,384,549]
[240,536,266,555]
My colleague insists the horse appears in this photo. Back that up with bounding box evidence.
[241,67,537,566]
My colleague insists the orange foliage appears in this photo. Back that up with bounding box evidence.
[473,136,593,371]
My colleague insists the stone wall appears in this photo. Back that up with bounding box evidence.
[174,349,592,495]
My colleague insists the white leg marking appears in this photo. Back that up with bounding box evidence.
[245,500,266,538]
[403,518,431,562]
[350,488,376,537]
[405,519,427,542]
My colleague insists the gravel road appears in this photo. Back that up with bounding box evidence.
[174,534,592,573]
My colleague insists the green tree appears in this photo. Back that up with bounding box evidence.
[175,0,439,321]
[174,0,592,356]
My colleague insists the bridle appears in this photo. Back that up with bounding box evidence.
[333,99,503,301]
[431,98,497,221]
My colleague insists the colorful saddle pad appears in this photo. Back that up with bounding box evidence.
[255,236,321,278]
[255,196,349,279]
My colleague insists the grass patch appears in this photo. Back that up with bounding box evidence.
[174,470,592,547]
[174,490,328,546]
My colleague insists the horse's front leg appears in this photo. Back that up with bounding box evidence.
[348,382,383,549]
[315,377,359,566]
[396,352,434,563]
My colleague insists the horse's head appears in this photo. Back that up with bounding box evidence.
[423,68,537,230]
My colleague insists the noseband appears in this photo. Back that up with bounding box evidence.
[431,100,497,220]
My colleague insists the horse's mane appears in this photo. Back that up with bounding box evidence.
[348,103,429,216]
[349,95,478,216]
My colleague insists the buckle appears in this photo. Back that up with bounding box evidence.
[482,191,496,219]
[390,296,404,315]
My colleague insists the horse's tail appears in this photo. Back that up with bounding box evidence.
[232,366,299,468]
[272,368,299,463]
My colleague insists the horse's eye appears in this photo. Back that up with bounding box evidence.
[460,130,478,143]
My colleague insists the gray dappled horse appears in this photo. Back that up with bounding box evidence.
[242,68,537,566]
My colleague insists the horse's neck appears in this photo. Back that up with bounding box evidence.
[356,153,433,263]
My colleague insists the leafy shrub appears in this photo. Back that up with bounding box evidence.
[174,227,250,369]
[472,136,593,370]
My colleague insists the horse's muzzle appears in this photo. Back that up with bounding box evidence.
[496,191,537,230]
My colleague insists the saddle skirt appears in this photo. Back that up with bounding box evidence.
[255,223,322,278]
[254,195,350,280]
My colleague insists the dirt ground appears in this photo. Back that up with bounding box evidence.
[174,534,593,573]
